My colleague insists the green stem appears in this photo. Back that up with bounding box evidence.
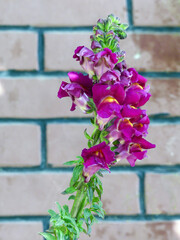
[70,183,86,219]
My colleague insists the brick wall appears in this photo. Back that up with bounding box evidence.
[0,0,180,239]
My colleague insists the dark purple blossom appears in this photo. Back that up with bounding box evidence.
[99,70,120,85]
[115,137,155,167]
[58,72,93,112]
[81,142,115,182]
[92,83,125,129]
[125,83,151,108]
[73,46,95,77]
[94,48,118,79]
[107,118,135,144]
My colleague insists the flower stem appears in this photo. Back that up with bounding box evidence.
[70,182,86,219]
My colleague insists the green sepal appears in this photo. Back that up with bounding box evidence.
[119,23,129,30]
[96,170,103,177]
[86,108,94,114]
[97,21,104,31]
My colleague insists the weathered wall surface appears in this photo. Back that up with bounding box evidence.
[0,0,180,239]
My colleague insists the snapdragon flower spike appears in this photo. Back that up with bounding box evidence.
[57,72,93,113]
[92,83,125,129]
[81,142,115,182]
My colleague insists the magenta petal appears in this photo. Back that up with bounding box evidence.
[121,105,143,118]
[137,74,147,87]
[91,41,102,50]
[127,155,137,167]
[128,68,138,83]
[73,46,84,61]
[93,83,125,107]
[98,101,122,118]
[57,81,69,98]
[81,142,115,182]
[133,150,147,160]
[94,48,118,78]
[68,72,93,97]
[132,136,156,149]
[125,87,141,106]
[99,70,120,84]
[70,102,76,111]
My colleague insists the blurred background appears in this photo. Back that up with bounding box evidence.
[0,0,180,239]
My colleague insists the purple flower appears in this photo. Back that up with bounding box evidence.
[115,136,156,167]
[73,47,118,79]
[58,72,93,112]
[127,137,156,167]
[107,118,135,144]
[81,142,115,182]
[130,111,150,137]
[121,105,144,118]
[137,74,147,88]
[94,48,118,79]
[119,68,137,87]
[92,83,125,129]
[99,70,120,85]
[73,46,95,77]
[91,40,102,51]
[125,83,151,108]
[115,60,127,72]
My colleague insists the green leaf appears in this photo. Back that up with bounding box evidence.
[96,187,102,199]
[120,23,129,30]
[88,140,92,148]
[84,208,91,222]
[101,131,109,137]
[90,118,94,125]
[39,232,56,240]
[84,129,91,140]
[63,205,69,213]
[62,187,76,195]
[63,160,78,166]
[55,219,64,227]
[68,195,75,200]
[113,140,119,146]
[93,129,101,145]
[71,165,83,185]
[56,230,64,240]
[56,202,63,215]
[48,209,57,218]
[111,146,118,151]
[76,156,84,162]
[87,186,93,203]
[92,197,99,203]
